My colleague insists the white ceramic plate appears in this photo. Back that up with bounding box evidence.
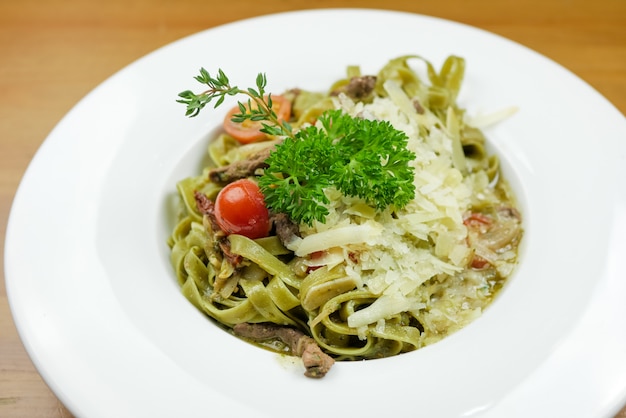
[6,8,626,418]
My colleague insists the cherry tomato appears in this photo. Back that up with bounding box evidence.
[223,95,292,144]
[214,179,270,239]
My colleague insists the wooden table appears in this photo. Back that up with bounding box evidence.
[1,0,625,416]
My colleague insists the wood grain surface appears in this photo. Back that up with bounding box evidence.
[1,0,625,416]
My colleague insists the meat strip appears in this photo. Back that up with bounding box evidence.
[270,212,300,246]
[331,75,377,100]
[194,191,243,266]
[194,190,220,229]
[208,146,274,184]
[233,322,335,378]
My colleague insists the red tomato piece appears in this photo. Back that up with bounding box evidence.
[470,255,490,269]
[463,212,493,227]
[223,95,292,144]
[214,179,270,239]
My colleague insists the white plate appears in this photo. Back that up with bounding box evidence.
[6,8,626,418]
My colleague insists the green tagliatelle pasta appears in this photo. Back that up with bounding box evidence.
[168,54,523,363]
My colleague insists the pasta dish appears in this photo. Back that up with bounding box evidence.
[168,55,523,378]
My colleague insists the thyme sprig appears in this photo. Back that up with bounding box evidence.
[176,68,292,137]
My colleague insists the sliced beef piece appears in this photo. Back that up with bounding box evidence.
[193,191,243,267]
[208,146,273,184]
[194,190,225,238]
[331,75,377,100]
[233,322,335,378]
[270,212,300,246]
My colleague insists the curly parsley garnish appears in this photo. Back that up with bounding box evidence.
[178,69,416,226]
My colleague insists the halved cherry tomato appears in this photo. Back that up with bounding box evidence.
[223,95,292,144]
[214,179,270,239]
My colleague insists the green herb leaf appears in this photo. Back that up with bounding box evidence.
[328,111,416,210]
[259,109,415,225]
[259,125,336,226]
